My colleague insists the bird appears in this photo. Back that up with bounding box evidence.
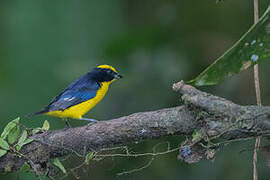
[30,64,122,126]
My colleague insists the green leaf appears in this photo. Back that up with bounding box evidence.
[7,126,20,144]
[1,117,20,139]
[22,138,34,146]
[0,149,7,158]
[85,152,95,165]
[192,130,203,143]
[16,130,28,151]
[0,138,10,150]
[41,120,50,131]
[32,128,41,135]
[20,162,31,173]
[188,6,270,86]
[53,158,66,174]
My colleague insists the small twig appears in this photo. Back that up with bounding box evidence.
[116,142,172,176]
[96,147,180,158]
[253,0,261,180]
[117,157,155,176]
[58,143,179,178]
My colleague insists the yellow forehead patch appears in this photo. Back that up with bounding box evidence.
[97,64,118,73]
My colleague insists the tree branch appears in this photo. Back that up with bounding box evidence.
[1,81,270,174]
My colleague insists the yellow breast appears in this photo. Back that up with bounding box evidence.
[45,81,111,119]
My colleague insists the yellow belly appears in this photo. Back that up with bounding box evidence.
[45,82,110,119]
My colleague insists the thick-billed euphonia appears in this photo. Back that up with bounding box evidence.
[30,65,122,125]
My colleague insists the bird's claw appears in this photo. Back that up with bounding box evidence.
[87,121,98,126]
[79,118,98,126]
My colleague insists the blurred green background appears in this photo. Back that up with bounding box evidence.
[1,0,270,179]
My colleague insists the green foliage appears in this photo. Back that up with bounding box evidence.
[189,6,270,86]
[31,120,50,135]
[0,117,34,160]
[1,118,19,140]
[21,139,34,146]
[41,120,50,131]
[0,149,7,158]
[0,118,47,160]
[8,126,20,144]
[20,162,31,173]
[53,158,67,174]
[32,128,41,135]
[85,152,95,165]
[192,130,203,143]
[16,130,29,151]
[0,138,10,150]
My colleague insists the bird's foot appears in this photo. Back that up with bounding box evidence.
[64,119,72,128]
[87,121,98,126]
[80,118,98,126]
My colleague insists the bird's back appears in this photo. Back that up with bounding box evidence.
[47,73,99,111]
[45,80,110,119]
[35,72,105,119]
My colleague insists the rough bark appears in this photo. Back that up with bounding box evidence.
[1,82,270,174]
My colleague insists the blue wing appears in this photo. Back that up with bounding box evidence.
[46,74,100,111]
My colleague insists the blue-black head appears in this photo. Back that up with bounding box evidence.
[90,65,122,83]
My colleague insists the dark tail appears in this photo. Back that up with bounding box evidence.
[27,109,48,118]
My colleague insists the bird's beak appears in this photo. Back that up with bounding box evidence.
[114,73,123,79]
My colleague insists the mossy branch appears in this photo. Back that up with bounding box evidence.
[1,81,270,175]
